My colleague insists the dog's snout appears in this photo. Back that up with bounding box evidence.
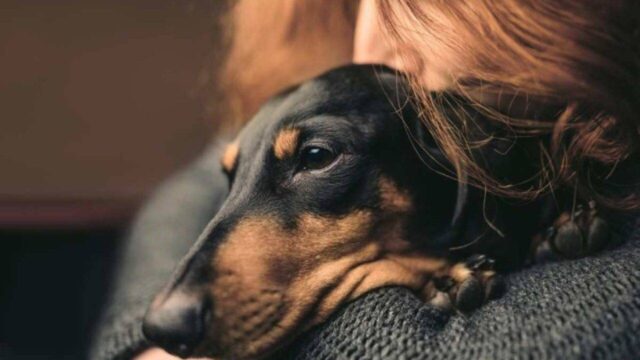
[142,291,209,358]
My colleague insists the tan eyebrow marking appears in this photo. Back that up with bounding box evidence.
[273,128,301,160]
[378,176,413,213]
[221,141,239,173]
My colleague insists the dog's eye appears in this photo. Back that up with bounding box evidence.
[299,146,336,171]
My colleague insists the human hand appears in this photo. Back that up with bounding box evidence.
[134,348,213,360]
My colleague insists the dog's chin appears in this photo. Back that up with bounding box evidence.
[191,271,287,359]
[191,303,316,359]
[193,257,382,359]
[195,271,334,360]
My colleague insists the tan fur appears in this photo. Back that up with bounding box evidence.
[428,290,453,310]
[378,176,413,213]
[206,211,379,357]
[450,263,472,283]
[273,128,300,159]
[221,141,239,173]
[479,270,496,282]
[554,211,572,227]
[199,177,450,358]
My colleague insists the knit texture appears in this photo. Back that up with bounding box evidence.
[90,143,640,360]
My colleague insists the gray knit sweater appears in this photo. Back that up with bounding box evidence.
[90,142,640,360]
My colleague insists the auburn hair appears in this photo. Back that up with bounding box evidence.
[214,0,359,129]
[377,0,640,209]
[217,0,639,209]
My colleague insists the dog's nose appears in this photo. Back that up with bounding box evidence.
[142,291,209,358]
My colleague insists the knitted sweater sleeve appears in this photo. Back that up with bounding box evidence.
[90,143,229,360]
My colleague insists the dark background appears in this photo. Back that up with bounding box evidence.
[0,228,120,360]
[0,1,224,359]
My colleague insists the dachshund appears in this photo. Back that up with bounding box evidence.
[142,64,608,359]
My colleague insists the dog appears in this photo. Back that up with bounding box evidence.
[141,64,604,359]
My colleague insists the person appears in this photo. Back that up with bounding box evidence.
[90,1,640,359]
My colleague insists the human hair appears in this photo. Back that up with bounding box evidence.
[212,0,359,131]
[214,0,639,209]
[378,0,640,209]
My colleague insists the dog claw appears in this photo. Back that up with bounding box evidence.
[464,254,495,271]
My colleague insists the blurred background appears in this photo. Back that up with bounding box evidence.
[0,1,223,358]
[0,1,357,358]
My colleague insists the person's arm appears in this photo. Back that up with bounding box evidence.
[90,143,229,360]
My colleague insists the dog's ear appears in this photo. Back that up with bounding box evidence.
[429,174,471,248]
[374,69,473,244]
[451,173,469,228]
[409,112,450,168]
[406,100,472,247]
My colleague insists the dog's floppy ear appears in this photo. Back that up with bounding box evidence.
[375,68,472,244]
[409,111,450,170]
[451,172,469,228]
[408,107,471,245]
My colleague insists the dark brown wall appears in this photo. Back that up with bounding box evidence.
[0,1,222,222]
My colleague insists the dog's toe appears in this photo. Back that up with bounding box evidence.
[587,216,609,253]
[484,273,505,300]
[547,204,611,259]
[428,291,453,312]
[454,275,484,312]
[429,256,504,313]
[552,220,585,258]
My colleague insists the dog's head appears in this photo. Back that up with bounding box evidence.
[142,65,464,359]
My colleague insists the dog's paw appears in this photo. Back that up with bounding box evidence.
[545,201,610,259]
[427,254,504,313]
